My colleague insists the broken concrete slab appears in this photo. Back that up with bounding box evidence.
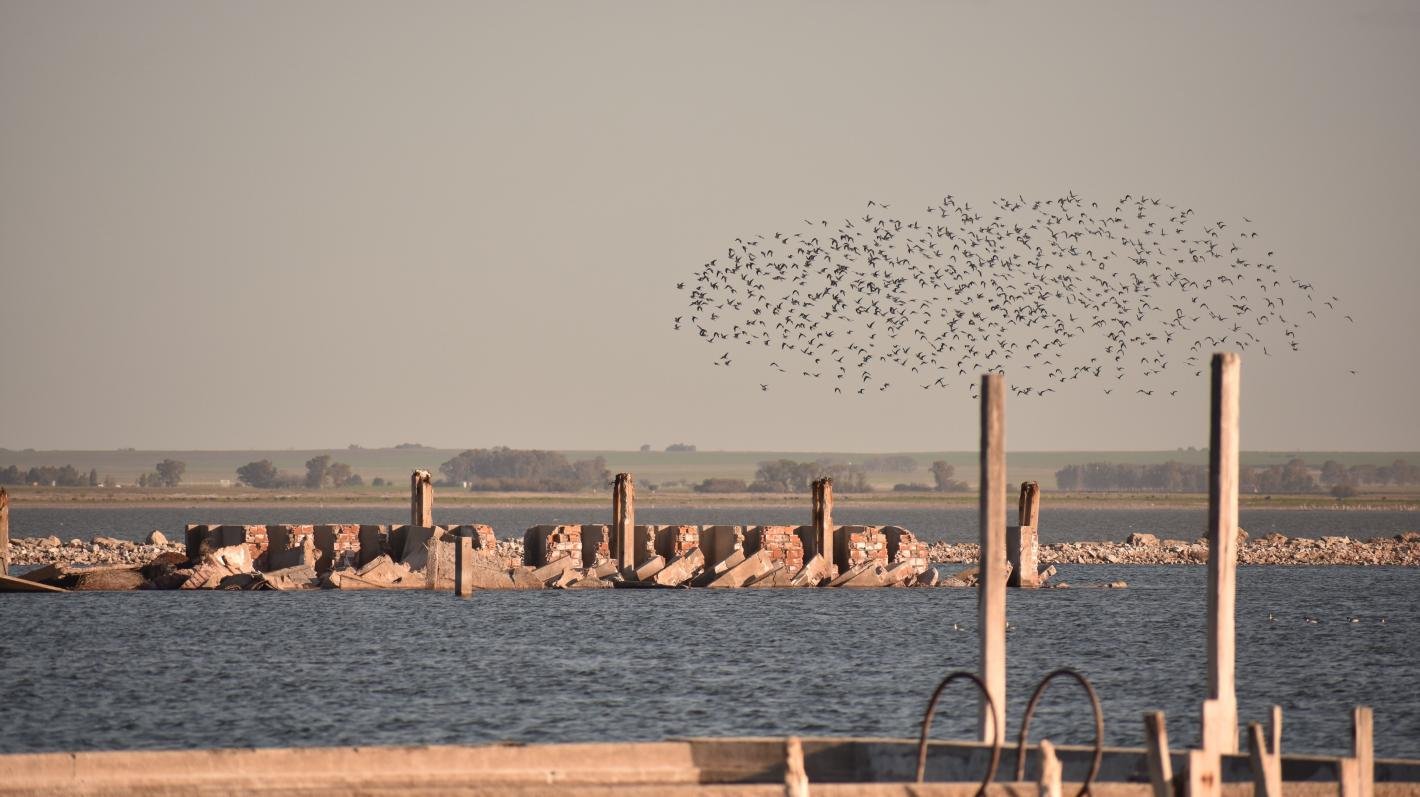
[531,555,581,586]
[699,526,745,568]
[633,554,666,582]
[827,561,888,588]
[692,547,745,586]
[790,554,832,587]
[566,572,614,589]
[551,566,583,589]
[357,525,390,567]
[0,574,67,593]
[398,525,448,573]
[313,524,361,573]
[706,548,776,589]
[260,565,320,591]
[651,548,705,587]
[510,566,546,590]
[266,526,317,572]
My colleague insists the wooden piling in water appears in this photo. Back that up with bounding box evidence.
[0,487,9,576]
[812,478,834,574]
[410,470,433,527]
[613,473,635,572]
[978,372,1006,743]
[1247,722,1282,797]
[1038,739,1062,797]
[1204,352,1240,755]
[1354,706,1374,797]
[1143,711,1173,797]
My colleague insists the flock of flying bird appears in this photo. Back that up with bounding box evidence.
[676,192,1346,397]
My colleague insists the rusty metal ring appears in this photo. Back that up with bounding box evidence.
[1014,668,1105,797]
[915,670,1003,795]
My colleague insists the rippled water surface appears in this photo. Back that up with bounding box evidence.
[8,505,1420,544]
[1,565,1416,757]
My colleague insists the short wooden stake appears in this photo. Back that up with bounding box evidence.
[1353,707,1373,797]
[784,735,809,797]
[410,470,434,527]
[1039,739,1062,797]
[1204,352,1241,754]
[1248,722,1282,797]
[978,372,1007,742]
[613,473,635,571]
[454,535,474,597]
[1271,705,1283,759]
[0,487,9,576]
[1144,711,1174,797]
[1339,758,1361,797]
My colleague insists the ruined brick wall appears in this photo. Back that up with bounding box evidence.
[883,526,930,575]
[266,524,315,570]
[314,524,361,573]
[523,525,582,568]
[744,526,804,575]
[218,525,269,570]
[580,524,612,568]
[699,525,745,566]
[835,525,888,570]
[357,525,390,567]
[654,525,700,561]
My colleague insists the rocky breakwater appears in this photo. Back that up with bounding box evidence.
[925,530,1420,566]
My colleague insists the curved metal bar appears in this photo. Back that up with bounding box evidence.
[915,670,1003,795]
[1013,668,1105,797]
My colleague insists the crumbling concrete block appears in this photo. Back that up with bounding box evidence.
[180,544,255,589]
[397,525,449,573]
[827,561,888,588]
[266,525,317,571]
[694,547,745,586]
[531,554,581,586]
[631,525,660,567]
[707,548,776,588]
[510,566,546,589]
[551,566,583,589]
[213,525,269,569]
[633,554,666,582]
[790,553,832,587]
[579,524,612,568]
[654,525,700,561]
[699,525,745,568]
[522,525,582,568]
[357,525,390,567]
[332,554,420,589]
[260,565,319,591]
[184,524,215,562]
[566,572,614,589]
[313,524,361,573]
[650,548,704,587]
[745,525,805,575]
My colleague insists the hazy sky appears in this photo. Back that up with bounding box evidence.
[2,1,1417,452]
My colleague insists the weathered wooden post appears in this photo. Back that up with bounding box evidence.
[613,473,635,572]
[410,470,433,527]
[812,477,834,574]
[0,487,9,576]
[1143,711,1174,797]
[1204,352,1240,756]
[1038,739,1062,797]
[1247,722,1281,797]
[1353,706,1374,797]
[454,534,474,598]
[1007,481,1040,587]
[979,372,1007,743]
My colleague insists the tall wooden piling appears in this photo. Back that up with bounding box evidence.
[0,487,9,575]
[978,372,1007,743]
[1354,706,1374,797]
[410,470,433,527]
[613,473,635,571]
[812,478,834,574]
[1204,352,1240,755]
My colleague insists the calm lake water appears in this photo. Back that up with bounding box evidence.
[7,505,1419,544]
[0,565,1417,758]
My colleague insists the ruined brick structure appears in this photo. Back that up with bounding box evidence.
[744,525,804,575]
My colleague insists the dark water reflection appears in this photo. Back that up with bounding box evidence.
[0,565,1415,757]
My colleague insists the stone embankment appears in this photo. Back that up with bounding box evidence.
[926,530,1420,566]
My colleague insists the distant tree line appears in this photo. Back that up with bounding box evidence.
[439,447,609,492]
[1055,458,1419,494]
[0,464,90,487]
[892,461,969,493]
[860,455,919,472]
[664,443,697,452]
[234,457,362,489]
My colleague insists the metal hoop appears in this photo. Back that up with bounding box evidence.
[915,670,1003,795]
[1014,668,1105,797]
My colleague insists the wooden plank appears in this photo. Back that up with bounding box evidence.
[1248,722,1281,797]
[1353,707,1373,797]
[784,736,809,797]
[1038,739,1061,797]
[978,371,1006,743]
[1338,757,1360,797]
[1143,711,1173,797]
[1205,352,1240,754]
[1187,748,1220,797]
[0,574,68,593]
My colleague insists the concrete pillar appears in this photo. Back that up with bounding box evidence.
[1204,352,1240,755]
[454,534,474,597]
[613,473,635,571]
[0,487,9,575]
[812,477,834,574]
[978,372,1007,743]
[1007,481,1041,588]
[410,470,433,527]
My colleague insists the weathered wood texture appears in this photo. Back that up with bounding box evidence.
[1247,722,1281,797]
[1143,711,1173,797]
[410,470,433,527]
[1039,739,1062,797]
[1356,706,1375,797]
[613,473,635,571]
[1007,481,1041,588]
[978,372,1006,743]
[1205,352,1240,755]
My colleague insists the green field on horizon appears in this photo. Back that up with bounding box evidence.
[1,447,1415,491]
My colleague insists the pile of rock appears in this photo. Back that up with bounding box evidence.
[6,531,184,569]
[924,531,1420,567]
